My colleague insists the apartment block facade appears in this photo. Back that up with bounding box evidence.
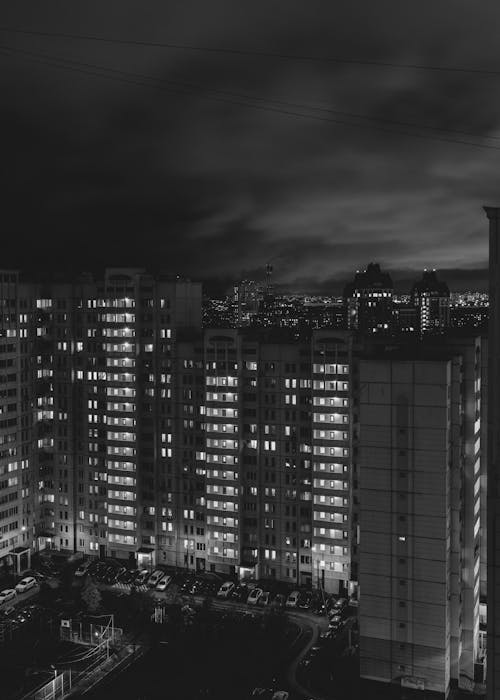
[197,328,357,593]
[0,271,359,594]
[358,341,483,697]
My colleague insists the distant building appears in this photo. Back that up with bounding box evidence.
[202,297,234,328]
[344,263,394,334]
[233,280,266,326]
[250,297,345,335]
[450,305,488,331]
[392,303,418,334]
[411,269,450,333]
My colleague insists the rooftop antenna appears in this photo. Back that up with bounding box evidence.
[265,263,273,296]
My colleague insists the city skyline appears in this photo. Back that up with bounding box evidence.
[2,2,500,291]
[2,3,499,699]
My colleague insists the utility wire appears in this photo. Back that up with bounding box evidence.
[1,25,500,78]
[3,43,500,144]
[1,44,500,152]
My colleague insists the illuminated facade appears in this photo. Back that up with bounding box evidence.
[13,269,202,571]
[344,263,394,334]
[0,271,34,574]
[0,272,360,594]
[197,329,358,594]
[411,269,450,334]
[358,338,484,697]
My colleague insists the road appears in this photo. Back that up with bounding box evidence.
[193,595,331,700]
[286,610,331,700]
[0,585,40,611]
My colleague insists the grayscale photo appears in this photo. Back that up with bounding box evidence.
[0,2,497,699]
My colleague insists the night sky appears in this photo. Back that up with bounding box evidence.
[2,1,500,292]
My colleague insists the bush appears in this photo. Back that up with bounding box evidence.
[81,577,102,613]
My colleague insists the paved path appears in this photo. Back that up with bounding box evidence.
[286,611,332,700]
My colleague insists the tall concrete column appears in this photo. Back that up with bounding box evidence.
[485,206,500,699]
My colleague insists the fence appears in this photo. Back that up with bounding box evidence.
[21,670,72,700]
[59,618,123,646]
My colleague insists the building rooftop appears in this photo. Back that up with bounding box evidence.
[343,262,394,298]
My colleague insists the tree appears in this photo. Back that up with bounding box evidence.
[81,577,102,613]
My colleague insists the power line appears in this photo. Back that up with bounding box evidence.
[1,44,500,152]
[3,43,500,144]
[1,25,500,78]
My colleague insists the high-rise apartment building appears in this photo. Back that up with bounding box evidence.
[1,269,202,574]
[189,328,358,594]
[344,263,394,334]
[0,272,360,595]
[357,339,483,697]
[0,265,488,700]
[233,280,266,326]
[485,206,500,700]
[0,271,34,575]
[411,269,450,334]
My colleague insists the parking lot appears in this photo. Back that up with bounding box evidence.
[0,554,358,700]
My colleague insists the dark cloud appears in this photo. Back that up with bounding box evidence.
[0,1,498,290]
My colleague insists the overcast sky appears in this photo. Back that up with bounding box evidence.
[2,1,500,292]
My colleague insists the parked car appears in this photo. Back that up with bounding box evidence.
[286,591,300,608]
[15,576,38,594]
[102,566,119,585]
[300,646,322,669]
[333,597,348,612]
[93,563,108,581]
[189,579,205,595]
[312,603,326,616]
[231,584,250,603]
[118,569,136,585]
[217,581,235,598]
[0,605,16,619]
[272,593,286,609]
[247,587,263,605]
[113,566,126,581]
[202,580,220,596]
[258,591,272,606]
[156,575,172,592]
[135,569,150,585]
[15,610,29,624]
[320,629,336,641]
[148,570,165,587]
[308,645,322,657]
[74,561,91,578]
[298,591,313,609]
[180,576,196,593]
[87,561,99,576]
[0,589,17,605]
[328,613,343,630]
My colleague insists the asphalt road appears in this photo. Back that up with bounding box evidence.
[0,585,40,611]
[194,595,331,700]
